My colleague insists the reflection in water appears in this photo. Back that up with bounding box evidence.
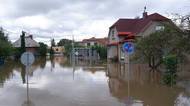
[50,56,55,72]
[39,58,46,69]
[21,66,26,84]
[0,61,16,87]
[0,57,189,106]
[175,93,190,106]
[22,100,35,106]
[22,67,35,106]
[70,55,105,79]
[0,57,47,86]
[107,63,185,106]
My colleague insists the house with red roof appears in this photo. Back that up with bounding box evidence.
[80,37,108,47]
[13,35,40,55]
[107,11,174,62]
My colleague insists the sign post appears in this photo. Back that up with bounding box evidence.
[123,42,134,63]
[122,42,134,100]
[21,52,35,106]
[122,42,134,80]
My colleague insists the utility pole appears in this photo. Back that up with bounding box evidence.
[72,34,75,80]
[72,34,75,61]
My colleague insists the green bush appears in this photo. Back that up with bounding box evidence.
[0,29,13,57]
[38,42,48,56]
[162,54,178,86]
[91,46,107,60]
[0,40,13,57]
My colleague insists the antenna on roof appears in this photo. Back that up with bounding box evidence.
[144,6,147,13]
[143,6,148,19]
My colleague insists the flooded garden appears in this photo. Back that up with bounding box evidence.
[0,56,190,106]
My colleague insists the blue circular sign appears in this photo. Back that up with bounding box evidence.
[123,42,134,55]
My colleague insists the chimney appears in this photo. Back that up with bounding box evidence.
[143,12,148,19]
[29,35,33,39]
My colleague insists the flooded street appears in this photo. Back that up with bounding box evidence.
[0,57,189,106]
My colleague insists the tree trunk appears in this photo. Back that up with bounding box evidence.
[148,56,162,70]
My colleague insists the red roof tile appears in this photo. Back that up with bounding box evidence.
[82,37,108,46]
[110,13,170,35]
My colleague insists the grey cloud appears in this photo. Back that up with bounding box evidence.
[1,0,190,43]
[9,0,127,19]
[13,0,64,17]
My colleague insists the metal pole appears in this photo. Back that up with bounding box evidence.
[72,34,75,62]
[26,54,29,104]
[72,60,75,80]
[127,53,130,97]
[26,66,29,104]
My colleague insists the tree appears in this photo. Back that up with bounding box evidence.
[134,25,188,69]
[0,28,8,41]
[49,47,54,55]
[57,39,72,56]
[163,54,178,86]
[171,13,190,30]
[171,13,190,58]
[57,39,72,46]
[49,39,56,55]
[20,31,26,54]
[91,46,107,59]
[57,39,82,56]
[51,39,56,47]
[0,40,13,57]
[0,28,13,57]
[38,42,48,56]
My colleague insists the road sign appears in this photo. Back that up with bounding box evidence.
[21,52,35,66]
[123,42,134,55]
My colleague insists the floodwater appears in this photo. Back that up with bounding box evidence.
[0,56,189,106]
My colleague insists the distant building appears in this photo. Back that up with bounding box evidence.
[107,11,175,62]
[52,46,65,55]
[13,35,40,54]
[80,37,108,47]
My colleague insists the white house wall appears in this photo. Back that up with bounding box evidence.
[108,27,119,43]
[137,21,169,37]
[108,27,120,60]
[108,46,117,59]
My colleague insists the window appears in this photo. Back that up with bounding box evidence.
[112,30,114,36]
[111,30,115,40]
[94,42,97,46]
[156,25,165,31]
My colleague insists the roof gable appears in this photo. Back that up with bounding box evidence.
[82,37,108,45]
[13,36,40,48]
[110,13,170,35]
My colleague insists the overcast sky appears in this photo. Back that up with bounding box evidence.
[0,0,189,45]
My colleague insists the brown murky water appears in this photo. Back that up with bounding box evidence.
[0,56,189,106]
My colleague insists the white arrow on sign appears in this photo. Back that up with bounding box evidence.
[20,52,35,66]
